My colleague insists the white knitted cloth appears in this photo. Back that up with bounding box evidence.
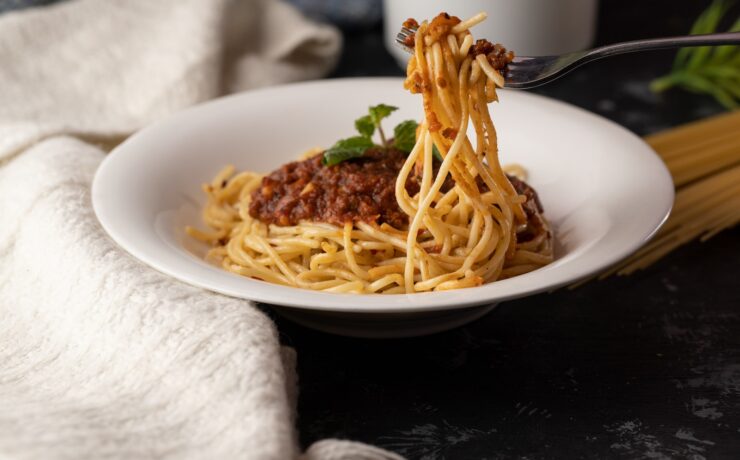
[0,1,402,459]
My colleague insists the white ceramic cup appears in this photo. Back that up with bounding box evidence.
[383,0,598,66]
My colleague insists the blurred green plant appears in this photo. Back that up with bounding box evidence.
[651,0,740,109]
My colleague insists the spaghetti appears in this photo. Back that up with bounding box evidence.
[187,12,553,294]
[583,110,740,282]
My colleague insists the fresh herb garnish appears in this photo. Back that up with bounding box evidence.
[323,103,425,166]
[352,104,399,144]
[393,119,418,152]
[650,0,740,109]
[354,115,375,139]
[392,118,444,160]
[322,136,376,166]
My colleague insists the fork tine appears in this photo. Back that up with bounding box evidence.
[506,56,535,65]
[394,39,414,54]
[394,24,533,86]
[395,26,417,54]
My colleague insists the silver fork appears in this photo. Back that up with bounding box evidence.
[396,28,740,89]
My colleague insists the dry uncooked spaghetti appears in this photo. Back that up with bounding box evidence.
[590,110,740,280]
[187,12,553,293]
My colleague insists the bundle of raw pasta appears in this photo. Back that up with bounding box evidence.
[595,110,740,279]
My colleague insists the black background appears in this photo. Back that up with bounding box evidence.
[272,1,740,458]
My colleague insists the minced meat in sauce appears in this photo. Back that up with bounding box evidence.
[508,174,546,243]
[249,147,417,228]
[249,147,545,233]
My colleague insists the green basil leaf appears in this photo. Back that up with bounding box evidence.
[322,136,375,166]
[368,104,398,126]
[355,115,375,139]
[432,145,443,162]
[392,120,418,152]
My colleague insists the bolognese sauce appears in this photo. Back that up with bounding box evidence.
[249,147,545,238]
[249,147,416,228]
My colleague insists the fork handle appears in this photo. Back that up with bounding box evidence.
[585,32,740,60]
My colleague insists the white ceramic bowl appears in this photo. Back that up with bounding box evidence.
[92,78,673,337]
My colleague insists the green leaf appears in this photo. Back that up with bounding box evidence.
[650,73,683,93]
[688,1,731,70]
[392,120,418,152]
[718,78,740,98]
[355,115,375,139]
[653,0,740,110]
[687,45,713,71]
[710,16,740,64]
[368,104,398,126]
[322,136,375,166]
[667,72,737,108]
[672,72,719,93]
[674,0,730,70]
[701,65,740,79]
[693,0,729,34]
[708,83,738,108]
[432,145,443,162]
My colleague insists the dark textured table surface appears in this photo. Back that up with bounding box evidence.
[270,1,740,459]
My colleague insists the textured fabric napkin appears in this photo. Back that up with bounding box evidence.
[0,1,402,459]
